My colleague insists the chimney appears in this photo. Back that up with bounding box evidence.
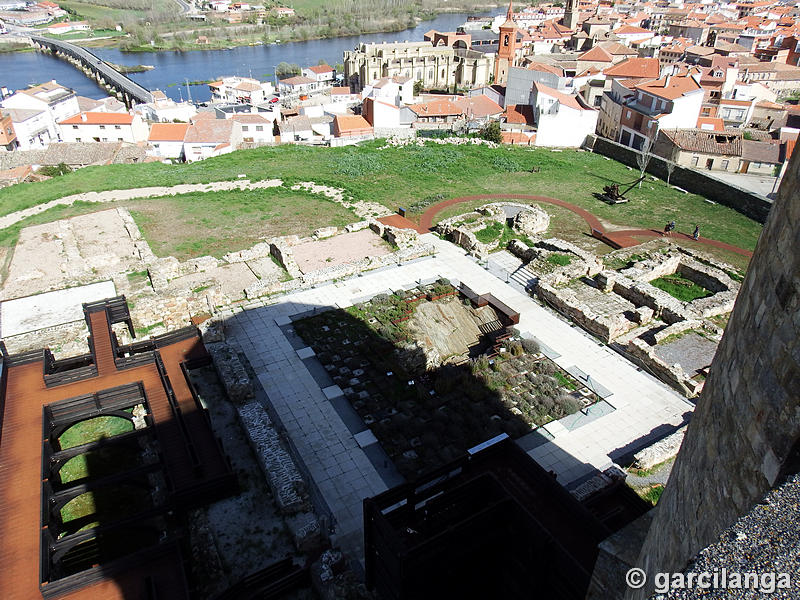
[81,112,87,122]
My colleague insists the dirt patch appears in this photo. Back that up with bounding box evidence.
[1,209,140,300]
[654,332,718,376]
[291,229,391,274]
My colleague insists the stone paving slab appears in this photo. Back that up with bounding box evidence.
[0,280,116,337]
[296,346,316,359]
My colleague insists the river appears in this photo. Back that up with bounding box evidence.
[0,11,496,102]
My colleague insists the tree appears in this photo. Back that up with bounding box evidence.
[480,121,502,144]
[275,61,300,77]
[413,80,423,96]
[636,136,653,187]
[665,159,676,186]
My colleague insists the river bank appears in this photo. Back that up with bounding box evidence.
[0,11,497,102]
[5,2,500,55]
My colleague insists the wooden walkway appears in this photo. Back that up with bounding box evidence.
[0,309,229,599]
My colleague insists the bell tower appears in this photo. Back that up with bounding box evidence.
[563,0,579,30]
[494,1,519,85]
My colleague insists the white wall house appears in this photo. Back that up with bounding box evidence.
[1,80,80,141]
[58,112,149,143]
[302,64,335,84]
[147,122,189,160]
[362,76,415,106]
[231,113,274,144]
[277,76,321,96]
[531,83,599,147]
[183,118,239,162]
[208,76,275,105]
[136,91,198,123]
[1,108,54,150]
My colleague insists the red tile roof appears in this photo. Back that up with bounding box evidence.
[148,123,190,142]
[60,112,133,125]
[603,57,661,79]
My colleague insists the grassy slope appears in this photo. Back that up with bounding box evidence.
[0,143,762,255]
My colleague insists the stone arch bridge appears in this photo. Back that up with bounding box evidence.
[29,35,153,107]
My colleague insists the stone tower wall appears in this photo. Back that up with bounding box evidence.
[628,150,800,597]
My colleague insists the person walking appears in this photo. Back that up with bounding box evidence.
[693,225,700,240]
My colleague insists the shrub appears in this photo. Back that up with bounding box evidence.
[479,121,502,143]
[521,338,540,354]
[508,341,524,356]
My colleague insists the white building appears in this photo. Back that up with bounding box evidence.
[1,80,79,142]
[147,122,189,160]
[208,76,275,105]
[58,112,149,143]
[362,76,415,106]
[531,83,599,147]
[1,108,54,149]
[302,64,335,84]
[183,118,238,162]
[231,113,274,145]
[277,75,320,96]
[135,90,198,123]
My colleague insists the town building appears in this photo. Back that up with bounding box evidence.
[343,40,492,92]
[0,112,17,150]
[147,122,190,160]
[531,82,598,147]
[1,108,56,150]
[208,76,275,105]
[231,113,275,145]
[183,117,237,162]
[0,80,80,143]
[135,90,198,123]
[332,114,373,144]
[302,64,335,84]
[58,112,149,144]
[495,3,522,86]
[614,73,705,149]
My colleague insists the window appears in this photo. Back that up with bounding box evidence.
[72,125,78,129]
[99,125,105,129]
[503,34,509,47]
[75,137,81,142]
[115,125,121,129]
[626,110,632,119]
[691,156,699,166]
[255,125,263,132]
[721,160,729,170]
[117,137,123,141]
[242,125,249,131]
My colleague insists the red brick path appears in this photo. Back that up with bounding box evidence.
[405,194,753,258]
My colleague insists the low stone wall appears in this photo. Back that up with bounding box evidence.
[237,400,309,514]
[626,338,702,397]
[207,343,255,403]
[633,426,687,470]
[588,135,771,223]
[652,319,704,344]
[269,240,303,279]
[537,280,636,343]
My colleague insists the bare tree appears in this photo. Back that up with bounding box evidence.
[636,136,653,187]
[665,159,676,186]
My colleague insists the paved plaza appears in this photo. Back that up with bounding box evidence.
[220,234,693,561]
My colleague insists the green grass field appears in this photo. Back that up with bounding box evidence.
[651,273,713,302]
[0,143,762,265]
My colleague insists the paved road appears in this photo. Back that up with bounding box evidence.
[705,170,779,199]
